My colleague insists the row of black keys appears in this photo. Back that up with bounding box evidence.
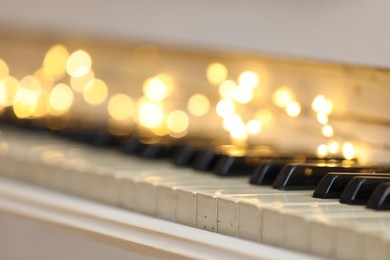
[6,120,390,211]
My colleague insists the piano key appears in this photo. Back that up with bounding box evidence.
[363,228,390,260]
[249,161,287,185]
[366,182,390,210]
[313,172,390,199]
[273,163,390,190]
[339,176,390,205]
[191,149,221,171]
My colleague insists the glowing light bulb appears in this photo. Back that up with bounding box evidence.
[43,44,69,79]
[285,101,301,117]
[216,99,235,118]
[246,119,262,135]
[66,50,92,78]
[233,86,253,104]
[206,62,228,85]
[71,70,95,93]
[322,124,334,138]
[219,80,236,99]
[273,87,292,108]
[0,76,19,106]
[187,93,210,116]
[143,76,171,101]
[20,75,42,94]
[238,71,259,89]
[83,79,108,105]
[107,94,135,121]
[327,141,340,154]
[49,83,74,115]
[223,114,242,131]
[342,142,355,160]
[229,122,248,141]
[13,88,38,118]
[312,95,333,114]
[138,102,164,128]
[167,110,189,134]
[316,112,328,125]
[32,90,48,118]
[317,144,328,158]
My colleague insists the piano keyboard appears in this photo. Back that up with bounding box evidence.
[1,126,390,260]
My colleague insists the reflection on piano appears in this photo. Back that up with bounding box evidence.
[2,2,390,259]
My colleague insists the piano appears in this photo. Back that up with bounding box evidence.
[1,1,390,259]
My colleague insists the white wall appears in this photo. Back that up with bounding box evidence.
[0,0,389,68]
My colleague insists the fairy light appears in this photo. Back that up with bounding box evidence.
[32,90,48,118]
[49,83,74,115]
[273,87,292,108]
[285,101,301,117]
[167,110,189,134]
[83,79,108,105]
[138,102,164,128]
[0,59,9,80]
[216,99,235,118]
[322,124,334,138]
[317,144,328,158]
[223,114,242,131]
[187,93,210,116]
[316,112,329,125]
[246,119,262,135]
[20,75,42,94]
[229,121,248,141]
[233,86,253,104]
[206,62,228,85]
[66,50,92,78]
[33,68,54,90]
[238,71,259,89]
[342,142,355,160]
[143,75,173,101]
[70,70,95,93]
[219,80,236,99]
[327,141,340,154]
[107,94,135,121]
[13,88,38,118]
[0,76,19,106]
[43,44,69,79]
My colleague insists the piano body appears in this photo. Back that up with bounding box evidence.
[1,1,390,259]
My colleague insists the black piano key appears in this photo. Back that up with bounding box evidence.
[273,164,390,190]
[313,172,390,199]
[214,155,260,176]
[191,150,222,171]
[250,161,287,185]
[139,142,177,159]
[366,182,390,210]
[339,176,390,205]
[121,136,147,154]
[173,145,201,166]
[91,130,121,148]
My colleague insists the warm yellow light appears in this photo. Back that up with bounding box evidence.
[285,101,301,117]
[233,86,253,104]
[33,68,54,90]
[316,112,328,125]
[322,124,334,138]
[83,79,108,105]
[229,122,248,141]
[255,109,274,126]
[312,95,333,115]
[223,114,242,131]
[238,71,259,89]
[20,75,42,94]
[342,142,355,160]
[187,93,210,116]
[246,119,262,135]
[0,59,9,80]
[219,80,236,99]
[13,88,38,118]
[327,141,340,154]
[43,44,69,79]
[216,99,235,118]
[32,91,48,118]
[273,87,292,108]
[66,50,92,78]
[317,144,328,158]
[206,62,228,85]
[70,70,95,93]
[167,110,189,133]
[107,94,135,121]
[143,77,169,101]
[0,76,19,106]
[49,83,74,115]
[138,102,164,128]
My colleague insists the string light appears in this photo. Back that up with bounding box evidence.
[107,94,134,121]
[138,101,164,128]
[322,125,334,138]
[216,99,235,118]
[273,87,292,108]
[43,44,69,79]
[167,110,189,134]
[0,76,19,106]
[187,93,210,116]
[238,71,259,89]
[206,62,228,85]
[49,83,74,116]
[233,86,253,104]
[13,88,38,118]
[83,79,108,105]
[255,109,274,126]
[66,50,92,78]
[0,59,9,80]
[317,144,328,158]
[143,74,174,101]
[71,70,95,93]
[342,142,355,160]
[219,80,236,99]
[316,112,328,125]
[246,119,262,135]
[327,141,340,154]
[285,101,301,117]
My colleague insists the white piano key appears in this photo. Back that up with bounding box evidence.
[237,200,262,242]
[364,230,390,260]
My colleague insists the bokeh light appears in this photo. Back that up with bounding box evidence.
[83,79,108,105]
[107,94,135,121]
[207,62,228,85]
[187,93,210,116]
[66,50,92,78]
